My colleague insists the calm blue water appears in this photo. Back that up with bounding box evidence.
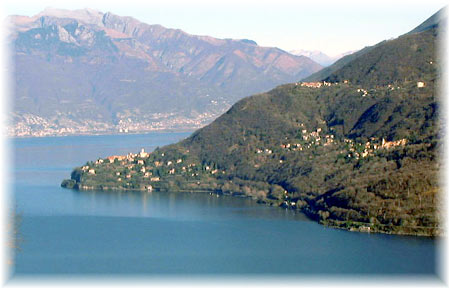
[11,133,438,276]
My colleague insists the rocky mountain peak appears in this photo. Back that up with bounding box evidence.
[37,8,105,26]
[101,11,144,37]
[10,8,323,137]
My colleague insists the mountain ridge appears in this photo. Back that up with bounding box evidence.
[10,8,322,137]
[303,6,446,83]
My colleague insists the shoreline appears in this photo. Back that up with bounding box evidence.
[66,185,440,238]
[9,129,196,139]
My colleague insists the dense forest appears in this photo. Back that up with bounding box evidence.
[62,10,444,236]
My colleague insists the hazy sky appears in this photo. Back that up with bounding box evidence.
[1,0,447,56]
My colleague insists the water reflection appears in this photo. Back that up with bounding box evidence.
[70,189,310,222]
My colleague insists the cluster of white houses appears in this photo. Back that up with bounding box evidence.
[343,137,408,160]
[296,80,427,91]
[296,81,333,88]
[281,128,335,152]
[84,146,224,182]
[252,123,409,163]
[83,148,151,176]
[81,133,409,184]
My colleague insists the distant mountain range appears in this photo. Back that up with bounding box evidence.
[289,49,356,66]
[63,7,445,236]
[8,8,322,137]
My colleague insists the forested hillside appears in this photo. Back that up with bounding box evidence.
[303,7,445,84]
[62,9,445,236]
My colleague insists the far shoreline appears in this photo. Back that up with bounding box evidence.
[7,129,197,139]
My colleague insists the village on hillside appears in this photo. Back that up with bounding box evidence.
[75,123,409,194]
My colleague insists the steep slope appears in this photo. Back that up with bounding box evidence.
[9,9,322,137]
[407,7,447,35]
[62,10,443,236]
[304,7,446,83]
[302,45,377,82]
[322,29,437,87]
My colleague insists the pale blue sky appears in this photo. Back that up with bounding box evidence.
[1,0,447,56]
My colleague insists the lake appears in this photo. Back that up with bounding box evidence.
[10,133,439,276]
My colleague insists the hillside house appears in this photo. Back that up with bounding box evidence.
[300,82,322,88]
[139,148,149,158]
[107,155,126,163]
[381,138,407,149]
